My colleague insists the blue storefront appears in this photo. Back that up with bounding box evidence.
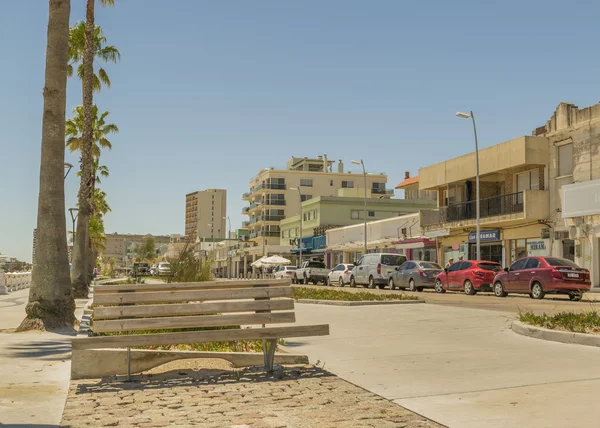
[468,230,502,264]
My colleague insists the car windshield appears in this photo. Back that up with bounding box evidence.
[477,263,502,271]
[381,255,405,266]
[307,262,325,268]
[419,262,442,269]
[544,257,579,267]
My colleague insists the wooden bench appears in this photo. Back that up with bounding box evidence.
[72,278,329,379]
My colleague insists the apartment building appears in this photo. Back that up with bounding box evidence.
[242,155,394,247]
[102,233,171,267]
[536,102,600,288]
[418,136,550,267]
[185,189,227,242]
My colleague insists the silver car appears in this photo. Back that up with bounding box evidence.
[326,264,354,286]
[388,260,443,292]
[350,253,407,289]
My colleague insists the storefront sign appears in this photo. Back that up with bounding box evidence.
[468,230,499,243]
[562,179,600,218]
[527,239,550,256]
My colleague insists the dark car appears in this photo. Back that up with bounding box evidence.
[435,260,502,295]
[129,263,150,277]
[492,256,590,300]
[388,261,443,292]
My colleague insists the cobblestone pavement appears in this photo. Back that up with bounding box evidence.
[61,365,443,428]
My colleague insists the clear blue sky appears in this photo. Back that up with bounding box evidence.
[2,0,600,262]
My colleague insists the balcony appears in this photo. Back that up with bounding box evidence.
[242,207,250,213]
[420,190,549,231]
[242,221,250,227]
[263,199,286,206]
[371,188,395,195]
[249,230,281,239]
[242,192,251,199]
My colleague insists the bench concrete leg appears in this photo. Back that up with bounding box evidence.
[263,339,277,372]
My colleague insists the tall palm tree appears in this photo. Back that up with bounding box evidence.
[66,105,118,156]
[19,0,75,331]
[71,0,116,298]
[68,21,119,92]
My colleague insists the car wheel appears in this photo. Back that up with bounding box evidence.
[435,280,446,293]
[464,280,476,295]
[339,277,344,287]
[325,277,330,286]
[292,275,297,284]
[368,276,376,289]
[494,281,507,297]
[389,278,396,290]
[569,292,582,301]
[417,287,424,292]
[408,279,417,292]
[303,275,308,285]
[350,276,356,288]
[531,282,545,300]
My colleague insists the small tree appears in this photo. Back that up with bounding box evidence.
[167,242,212,283]
[134,237,156,262]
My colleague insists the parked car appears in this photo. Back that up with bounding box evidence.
[149,264,158,275]
[350,253,407,289]
[129,263,150,277]
[294,261,329,284]
[155,262,171,276]
[492,256,590,300]
[435,260,502,294]
[388,261,443,292]
[273,266,297,280]
[326,264,354,286]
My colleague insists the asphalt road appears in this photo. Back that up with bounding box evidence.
[297,283,600,315]
[290,303,600,428]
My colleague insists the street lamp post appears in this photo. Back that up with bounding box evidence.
[68,208,79,241]
[64,162,73,179]
[351,160,368,257]
[223,216,231,278]
[456,111,481,260]
[290,187,303,267]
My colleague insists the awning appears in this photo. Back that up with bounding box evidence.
[394,242,425,250]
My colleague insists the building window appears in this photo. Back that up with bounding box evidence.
[368,211,375,217]
[351,210,360,219]
[300,179,313,187]
[558,143,573,177]
[301,194,312,202]
[314,210,318,220]
[342,181,354,188]
[330,180,333,186]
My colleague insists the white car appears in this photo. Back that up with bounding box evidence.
[273,266,297,280]
[326,264,355,286]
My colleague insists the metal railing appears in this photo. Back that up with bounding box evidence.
[264,199,286,206]
[421,192,524,227]
[371,188,394,195]
[242,192,251,199]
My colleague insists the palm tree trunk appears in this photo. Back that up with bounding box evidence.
[19,0,75,331]
[72,0,95,298]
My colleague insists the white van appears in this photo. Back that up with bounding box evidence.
[350,253,407,289]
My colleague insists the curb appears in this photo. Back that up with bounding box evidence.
[511,320,600,347]
[295,299,424,306]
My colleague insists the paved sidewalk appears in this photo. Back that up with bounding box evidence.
[0,288,88,427]
[61,365,443,428]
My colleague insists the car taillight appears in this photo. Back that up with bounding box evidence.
[344,269,349,274]
[377,263,381,275]
[418,270,425,277]
[585,270,590,280]
[551,268,563,279]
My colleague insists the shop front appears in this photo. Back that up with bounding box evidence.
[467,230,502,264]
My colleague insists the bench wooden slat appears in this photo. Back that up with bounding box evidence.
[92,312,296,333]
[93,299,295,320]
[94,279,291,294]
[93,286,293,305]
[72,324,330,350]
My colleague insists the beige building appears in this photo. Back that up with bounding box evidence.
[103,233,171,268]
[185,189,227,242]
[242,155,393,247]
[418,136,551,267]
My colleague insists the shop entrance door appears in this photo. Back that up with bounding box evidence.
[563,239,575,262]
[470,243,502,264]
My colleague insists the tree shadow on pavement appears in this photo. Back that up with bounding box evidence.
[73,365,335,396]
[5,340,72,360]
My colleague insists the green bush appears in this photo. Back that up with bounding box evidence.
[293,287,418,301]
[519,311,600,334]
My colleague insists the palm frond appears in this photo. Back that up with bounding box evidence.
[98,68,111,88]
[98,45,120,63]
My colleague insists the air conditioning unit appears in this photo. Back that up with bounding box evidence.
[541,227,550,239]
[568,226,587,240]
[554,231,569,241]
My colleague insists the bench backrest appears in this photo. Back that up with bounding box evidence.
[91,278,295,334]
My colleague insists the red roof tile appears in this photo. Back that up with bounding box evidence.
[395,176,419,189]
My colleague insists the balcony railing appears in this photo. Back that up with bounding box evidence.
[421,192,524,227]
[264,199,286,206]
[242,192,251,199]
[249,230,281,239]
[242,207,250,213]
[371,188,395,195]
[252,183,286,193]
[242,221,250,227]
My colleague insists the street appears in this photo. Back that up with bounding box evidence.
[297,284,600,315]
[289,302,600,428]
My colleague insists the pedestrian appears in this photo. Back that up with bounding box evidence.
[458,255,464,261]
[93,266,99,284]
[445,258,454,269]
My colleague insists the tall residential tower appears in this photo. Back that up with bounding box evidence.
[185,189,227,242]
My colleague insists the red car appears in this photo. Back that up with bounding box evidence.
[434,260,502,295]
[492,256,590,301]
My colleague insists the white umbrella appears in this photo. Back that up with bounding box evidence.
[251,256,267,268]
[260,255,291,266]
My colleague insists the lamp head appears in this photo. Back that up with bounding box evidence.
[64,162,73,169]
[456,112,471,119]
[351,160,362,165]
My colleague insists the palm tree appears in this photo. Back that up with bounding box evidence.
[68,21,120,92]
[66,105,118,157]
[71,0,116,298]
[19,0,75,331]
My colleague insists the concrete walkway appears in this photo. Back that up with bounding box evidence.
[290,303,600,428]
[0,288,88,427]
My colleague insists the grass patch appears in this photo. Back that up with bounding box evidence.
[293,287,418,301]
[519,311,600,334]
